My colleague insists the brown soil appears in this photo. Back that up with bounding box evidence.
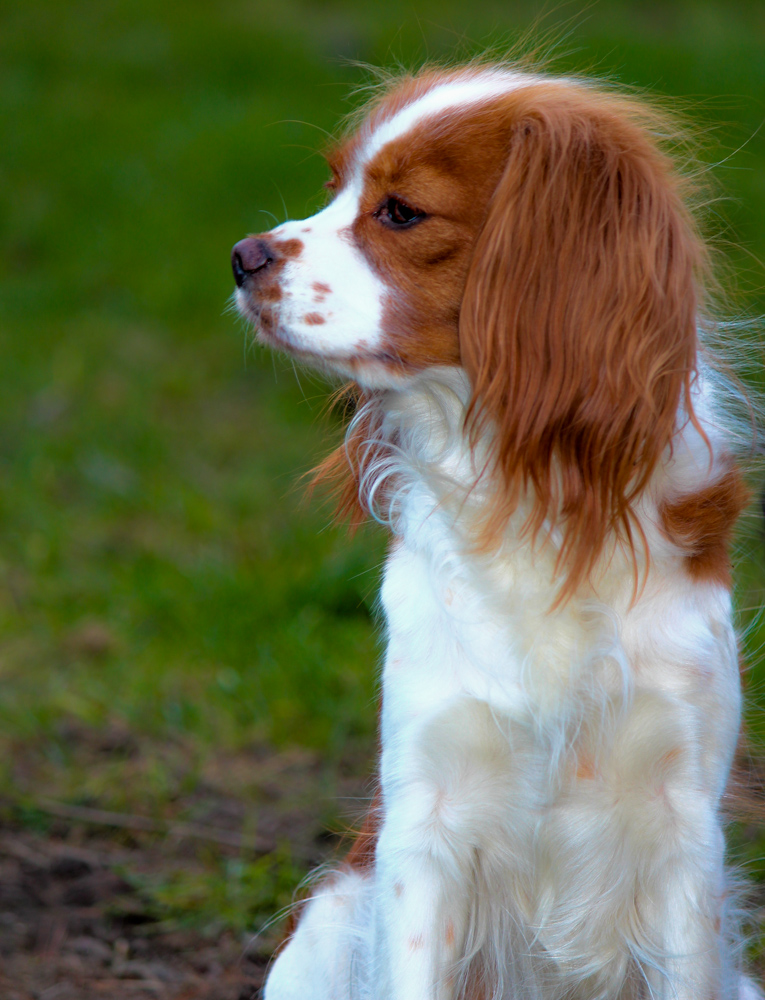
[0,727,374,1000]
[0,826,266,999]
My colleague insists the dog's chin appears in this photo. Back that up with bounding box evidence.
[236,301,294,354]
[248,318,415,389]
[234,293,264,328]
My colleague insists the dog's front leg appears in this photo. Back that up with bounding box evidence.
[372,697,524,1000]
[373,786,471,1000]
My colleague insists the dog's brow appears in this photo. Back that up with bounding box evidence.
[323,150,340,178]
[323,146,352,191]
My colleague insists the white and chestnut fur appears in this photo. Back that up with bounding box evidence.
[232,64,761,1000]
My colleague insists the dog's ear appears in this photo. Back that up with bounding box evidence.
[459,88,705,596]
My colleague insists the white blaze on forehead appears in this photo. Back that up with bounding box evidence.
[358,69,536,169]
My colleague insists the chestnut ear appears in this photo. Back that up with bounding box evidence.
[459,87,704,595]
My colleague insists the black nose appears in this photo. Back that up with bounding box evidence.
[231,237,274,288]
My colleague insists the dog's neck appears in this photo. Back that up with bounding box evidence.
[355,368,490,548]
[357,367,577,581]
[370,368,633,733]
[353,361,729,610]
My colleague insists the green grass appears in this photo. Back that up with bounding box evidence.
[123,846,304,938]
[1,0,764,934]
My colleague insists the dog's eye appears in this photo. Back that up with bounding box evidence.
[375,197,425,229]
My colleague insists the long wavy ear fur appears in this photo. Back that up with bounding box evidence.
[460,85,707,599]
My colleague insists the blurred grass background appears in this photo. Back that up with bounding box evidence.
[1,0,764,937]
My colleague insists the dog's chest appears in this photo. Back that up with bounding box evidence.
[377,518,742,815]
[379,538,524,738]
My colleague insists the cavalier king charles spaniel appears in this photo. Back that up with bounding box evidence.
[232,63,762,1000]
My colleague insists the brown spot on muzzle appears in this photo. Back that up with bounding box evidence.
[275,238,304,258]
[303,312,326,326]
[258,306,276,333]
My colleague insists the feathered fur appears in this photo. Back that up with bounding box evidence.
[231,61,762,1000]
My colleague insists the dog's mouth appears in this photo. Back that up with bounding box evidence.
[235,290,285,344]
[241,309,407,386]
[235,284,411,387]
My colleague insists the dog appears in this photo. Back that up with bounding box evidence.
[232,62,762,1000]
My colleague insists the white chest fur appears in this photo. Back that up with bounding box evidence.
[367,373,745,994]
[266,371,749,1000]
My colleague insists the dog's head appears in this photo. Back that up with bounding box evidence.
[233,65,708,588]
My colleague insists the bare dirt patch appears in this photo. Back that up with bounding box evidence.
[0,726,373,999]
[0,826,265,999]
